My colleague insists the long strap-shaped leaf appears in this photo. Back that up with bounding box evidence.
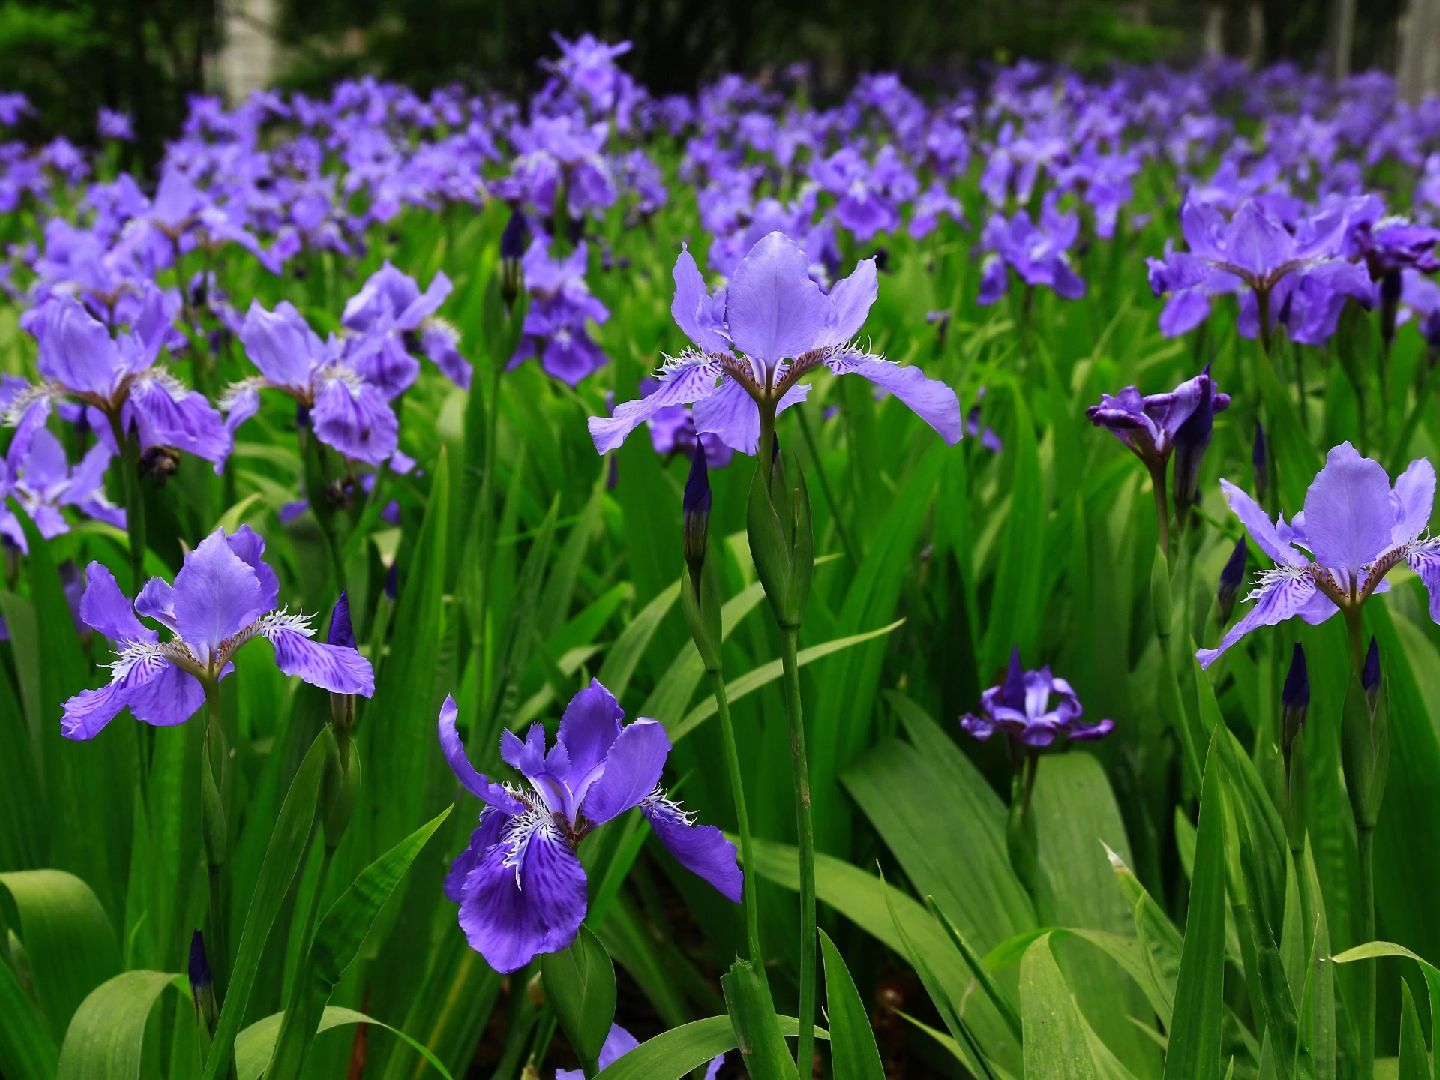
[56,970,184,1079]
[201,732,328,1080]
[265,806,452,1076]
[237,1005,455,1080]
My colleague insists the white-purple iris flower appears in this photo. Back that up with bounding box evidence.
[588,231,961,456]
[1198,442,1440,668]
[439,680,741,973]
[961,647,1114,748]
[341,262,467,392]
[0,425,122,552]
[61,526,374,740]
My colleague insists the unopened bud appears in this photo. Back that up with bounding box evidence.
[1217,538,1246,623]
[189,930,217,1034]
[499,210,528,308]
[1172,365,1217,519]
[1281,643,1308,764]
[683,444,711,576]
[1363,636,1381,712]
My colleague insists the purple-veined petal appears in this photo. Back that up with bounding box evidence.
[641,791,742,903]
[1219,479,1304,566]
[170,530,269,662]
[824,349,962,445]
[580,719,671,824]
[124,664,206,727]
[445,807,506,904]
[555,679,625,789]
[1407,540,1440,622]
[818,257,878,347]
[693,377,763,455]
[588,353,723,455]
[311,378,398,466]
[265,626,375,696]
[1391,458,1436,546]
[1196,570,1317,669]
[60,649,170,740]
[725,231,829,367]
[438,695,525,814]
[455,811,588,973]
[225,525,281,613]
[239,301,321,391]
[78,562,153,643]
[1301,442,1395,573]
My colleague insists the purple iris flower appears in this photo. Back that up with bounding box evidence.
[230,301,399,466]
[97,108,134,142]
[1147,196,1371,343]
[556,1025,723,1080]
[1197,442,1440,669]
[1341,194,1440,276]
[341,263,467,391]
[977,201,1085,305]
[9,283,230,469]
[439,680,741,973]
[589,231,961,455]
[60,526,374,740]
[1086,368,1231,475]
[512,240,610,386]
[961,647,1113,748]
[0,426,122,551]
[637,378,734,467]
[810,146,916,242]
[909,181,966,240]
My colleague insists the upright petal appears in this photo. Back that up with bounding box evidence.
[580,719,671,824]
[1301,442,1395,572]
[438,695,526,814]
[824,350,962,444]
[225,525,280,612]
[455,812,588,973]
[641,792,743,903]
[818,258,879,347]
[1391,458,1436,546]
[170,531,269,662]
[555,680,625,788]
[671,247,729,353]
[1196,571,1316,669]
[1219,479,1304,566]
[724,232,829,366]
[78,563,154,643]
[239,301,321,391]
[32,296,121,397]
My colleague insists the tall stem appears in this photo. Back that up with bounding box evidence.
[112,417,148,591]
[1149,462,1171,558]
[707,672,764,970]
[1356,824,1375,1079]
[779,626,816,1075]
[201,680,229,1012]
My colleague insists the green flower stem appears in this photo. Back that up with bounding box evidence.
[778,624,816,1075]
[706,670,765,972]
[201,680,230,1015]
[111,417,148,591]
[1356,823,1375,1080]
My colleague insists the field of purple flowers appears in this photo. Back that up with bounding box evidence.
[3,32,1440,1079]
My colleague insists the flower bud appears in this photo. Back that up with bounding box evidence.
[1363,636,1381,712]
[1281,643,1308,765]
[1172,365,1217,519]
[327,592,359,732]
[321,725,361,851]
[1380,268,1402,350]
[683,444,711,578]
[1217,538,1246,623]
[500,209,528,308]
[189,930,217,1034]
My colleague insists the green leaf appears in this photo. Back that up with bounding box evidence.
[1330,940,1440,1076]
[235,1005,455,1080]
[201,732,327,1080]
[0,869,121,1040]
[818,929,884,1080]
[266,806,452,1077]
[721,958,800,1079]
[1398,979,1428,1080]
[541,924,618,1076]
[56,970,182,1080]
[592,1014,818,1080]
[1163,739,1227,1080]
[1019,935,1131,1080]
[0,945,58,1079]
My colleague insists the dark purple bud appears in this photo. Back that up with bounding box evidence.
[189,930,217,1032]
[1423,310,1440,353]
[999,645,1027,714]
[296,402,312,431]
[1217,538,1247,623]
[683,444,711,572]
[499,211,528,307]
[384,561,398,600]
[1363,636,1381,710]
[1380,269,1402,348]
[1252,422,1268,502]
[327,591,355,649]
[1172,366,1216,515]
[1281,643,1308,762]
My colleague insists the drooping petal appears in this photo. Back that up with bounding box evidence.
[170,530,269,662]
[455,812,588,973]
[670,247,729,354]
[555,679,625,788]
[310,378,398,466]
[580,719,671,825]
[1391,458,1436,546]
[1407,540,1440,623]
[823,349,962,444]
[438,695,525,814]
[692,377,812,456]
[558,1025,643,1079]
[1196,571,1317,669]
[641,792,743,903]
[1301,442,1396,573]
[266,626,375,696]
[1219,479,1304,567]
[60,650,170,740]
[124,664,206,727]
[724,232,829,367]
[78,562,154,644]
[587,353,723,455]
[134,578,177,629]
[444,808,506,904]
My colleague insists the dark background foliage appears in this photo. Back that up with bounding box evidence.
[0,0,1417,161]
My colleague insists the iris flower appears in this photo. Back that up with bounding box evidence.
[1197,442,1440,668]
[961,647,1113,747]
[61,526,374,739]
[589,231,961,455]
[439,680,741,972]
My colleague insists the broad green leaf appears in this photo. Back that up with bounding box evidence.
[56,970,182,1080]
[266,806,452,1076]
[542,924,618,1076]
[201,731,327,1080]
[1163,740,1227,1080]
[818,929,884,1080]
[721,958,800,1079]
[1398,980,1427,1080]
[236,1005,454,1080]
[1019,935,1132,1080]
[0,947,58,1079]
[0,869,121,1040]
[593,1014,820,1080]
